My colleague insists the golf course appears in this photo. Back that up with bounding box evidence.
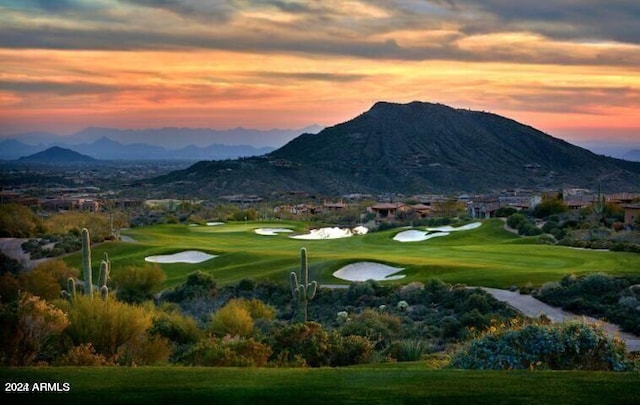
[69,219,640,289]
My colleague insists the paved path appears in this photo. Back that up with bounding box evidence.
[479,287,640,352]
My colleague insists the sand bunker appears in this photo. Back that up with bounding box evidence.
[352,226,369,235]
[426,222,482,232]
[394,222,482,242]
[255,228,294,236]
[290,226,369,240]
[393,230,450,242]
[207,222,224,226]
[333,262,405,281]
[145,250,217,264]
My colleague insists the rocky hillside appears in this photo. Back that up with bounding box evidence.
[153,101,640,197]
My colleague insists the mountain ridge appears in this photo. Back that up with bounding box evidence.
[153,101,640,197]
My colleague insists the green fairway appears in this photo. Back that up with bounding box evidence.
[65,219,640,288]
[1,366,639,404]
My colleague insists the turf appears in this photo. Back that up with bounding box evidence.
[1,366,639,405]
[64,219,640,289]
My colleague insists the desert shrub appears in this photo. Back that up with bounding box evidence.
[162,270,217,302]
[0,203,41,237]
[208,300,254,337]
[450,321,631,371]
[329,333,375,366]
[113,264,166,304]
[0,292,70,366]
[19,260,78,301]
[268,322,332,367]
[536,274,640,335]
[0,252,23,275]
[237,298,276,320]
[45,211,111,242]
[388,338,431,362]
[339,309,403,349]
[0,273,21,303]
[54,343,111,366]
[181,336,272,367]
[150,310,202,345]
[61,295,160,364]
[116,334,171,366]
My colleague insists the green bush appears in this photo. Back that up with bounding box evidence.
[450,321,631,371]
[113,264,166,304]
[208,300,255,337]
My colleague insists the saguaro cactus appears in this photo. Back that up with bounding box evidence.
[289,247,318,322]
[81,228,93,298]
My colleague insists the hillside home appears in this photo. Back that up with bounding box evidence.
[369,202,408,219]
[622,204,640,226]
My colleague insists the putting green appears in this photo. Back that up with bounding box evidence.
[66,219,640,289]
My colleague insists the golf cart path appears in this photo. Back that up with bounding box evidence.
[480,287,640,352]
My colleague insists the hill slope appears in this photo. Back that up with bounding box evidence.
[154,101,640,196]
[18,146,97,163]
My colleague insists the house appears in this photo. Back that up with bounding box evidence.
[622,204,640,226]
[369,202,407,219]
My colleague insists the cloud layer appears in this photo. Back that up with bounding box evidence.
[1,0,639,139]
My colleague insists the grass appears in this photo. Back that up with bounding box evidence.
[63,219,640,289]
[1,365,639,404]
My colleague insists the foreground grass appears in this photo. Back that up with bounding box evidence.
[2,366,639,405]
[63,219,640,289]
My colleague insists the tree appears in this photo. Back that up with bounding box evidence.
[533,197,568,218]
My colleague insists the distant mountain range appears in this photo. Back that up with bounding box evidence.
[622,150,640,162]
[0,126,322,161]
[154,101,640,197]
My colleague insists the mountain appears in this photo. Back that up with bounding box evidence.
[0,126,316,160]
[153,101,640,197]
[0,139,43,160]
[622,150,640,162]
[18,146,97,163]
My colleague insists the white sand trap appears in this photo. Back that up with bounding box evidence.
[426,222,482,232]
[290,227,353,240]
[352,226,369,235]
[207,222,224,226]
[255,228,294,236]
[145,250,216,264]
[333,262,405,281]
[393,230,450,242]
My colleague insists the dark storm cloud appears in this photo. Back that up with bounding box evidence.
[0,80,119,95]
[453,0,640,44]
[1,0,639,65]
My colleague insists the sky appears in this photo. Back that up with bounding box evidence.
[0,0,639,148]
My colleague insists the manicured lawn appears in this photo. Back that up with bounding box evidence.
[1,366,639,404]
[64,219,640,289]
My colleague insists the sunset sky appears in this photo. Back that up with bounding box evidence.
[1,0,639,147]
